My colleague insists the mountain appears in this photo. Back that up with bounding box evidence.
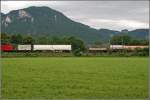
[1,6,103,43]
[117,29,149,40]
[98,29,120,40]
[1,6,149,44]
[127,29,149,40]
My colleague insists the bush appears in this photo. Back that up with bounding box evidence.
[73,49,83,56]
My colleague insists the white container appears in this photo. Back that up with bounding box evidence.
[33,45,71,51]
[18,45,32,51]
[110,45,124,49]
[33,45,54,50]
[52,45,71,50]
[124,45,148,50]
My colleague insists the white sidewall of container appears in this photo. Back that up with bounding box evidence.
[33,45,71,51]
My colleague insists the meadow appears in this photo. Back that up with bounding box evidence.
[1,57,148,99]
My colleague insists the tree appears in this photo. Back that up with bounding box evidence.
[129,40,141,45]
[1,33,11,44]
[111,35,131,45]
[22,36,34,44]
[11,34,23,44]
[62,37,70,44]
[141,39,149,45]
[51,36,63,44]
[36,36,49,44]
[68,36,86,56]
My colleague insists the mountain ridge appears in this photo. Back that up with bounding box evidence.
[1,6,148,44]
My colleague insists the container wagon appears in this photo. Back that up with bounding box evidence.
[33,45,71,52]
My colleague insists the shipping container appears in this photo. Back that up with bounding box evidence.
[18,45,32,51]
[110,45,148,50]
[33,45,54,51]
[52,45,71,51]
[124,45,148,50]
[110,45,124,50]
[33,45,71,51]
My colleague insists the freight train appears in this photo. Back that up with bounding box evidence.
[1,44,148,52]
[1,44,72,52]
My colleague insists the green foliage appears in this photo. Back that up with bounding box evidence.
[11,34,23,44]
[72,49,82,56]
[134,48,149,56]
[111,34,149,45]
[22,36,34,44]
[51,36,65,44]
[68,37,86,56]
[111,34,131,45]
[1,33,11,44]
[35,37,50,44]
[126,39,149,45]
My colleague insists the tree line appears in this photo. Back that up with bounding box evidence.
[110,35,149,45]
[1,33,148,45]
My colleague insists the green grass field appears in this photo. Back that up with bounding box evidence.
[2,57,148,99]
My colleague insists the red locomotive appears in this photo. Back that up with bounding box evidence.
[1,44,14,52]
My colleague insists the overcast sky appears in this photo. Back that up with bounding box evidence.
[1,1,149,31]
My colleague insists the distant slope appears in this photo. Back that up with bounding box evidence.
[128,29,149,40]
[98,29,120,40]
[1,6,148,44]
[116,29,149,40]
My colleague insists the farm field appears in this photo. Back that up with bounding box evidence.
[1,57,148,99]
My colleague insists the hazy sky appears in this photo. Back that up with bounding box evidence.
[1,1,149,31]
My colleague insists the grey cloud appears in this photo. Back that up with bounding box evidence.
[1,1,149,30]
